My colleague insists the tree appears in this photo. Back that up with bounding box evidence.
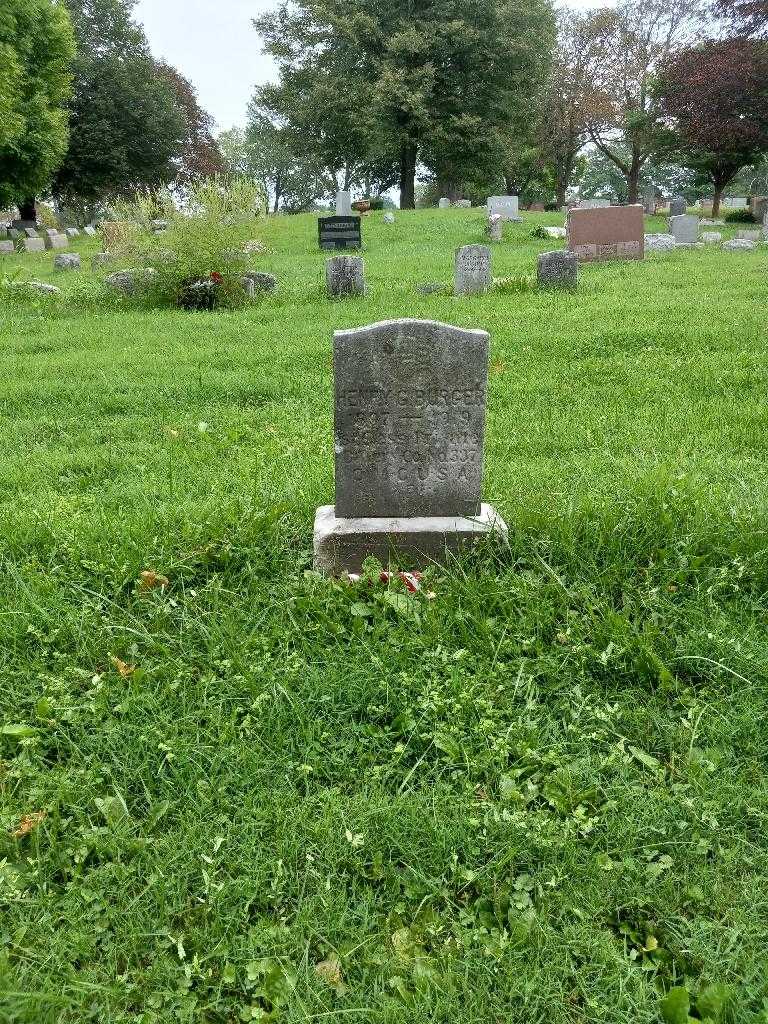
[155,62,225,184]
[655,37,768,216]
[53,0,185,213]
[716,0,768,36]
[254,0,555,210]
[539,10,597,207]
[580,0,708,204]
[0,0,75,220]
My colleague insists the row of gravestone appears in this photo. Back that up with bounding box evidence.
[325,244,577,299]
[0,224,97,256]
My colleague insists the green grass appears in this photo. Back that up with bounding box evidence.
[0,210,767,1024]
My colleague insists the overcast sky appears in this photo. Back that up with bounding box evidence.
[135,0,609,134]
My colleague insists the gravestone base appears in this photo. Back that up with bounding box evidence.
[313,504,508,576]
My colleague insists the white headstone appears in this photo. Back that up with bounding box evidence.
[487,196,520,221]
[336,191,352,216]
[438,198,450,209]
[455,245,491,296]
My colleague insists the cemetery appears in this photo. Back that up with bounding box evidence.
[1,0,768,1021]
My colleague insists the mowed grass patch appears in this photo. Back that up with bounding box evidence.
[0,211,767,1023]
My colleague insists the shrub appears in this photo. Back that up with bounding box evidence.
[724,208,756,223]
[366,196,385,211]
[108,177,267,309]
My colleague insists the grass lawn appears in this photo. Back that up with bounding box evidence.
[0,210,767,1024]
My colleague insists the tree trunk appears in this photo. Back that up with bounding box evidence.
[399,143,417,209]
[19,197,37,222]
[627,148,642,205]
[712,191,722,218]
[273,174,282,214]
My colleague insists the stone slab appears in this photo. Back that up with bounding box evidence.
[333,319,489,518]
[44,233,69,250]
[336,191,352,216]
[23,237,45,253]
[455,245,491,295]
[438,198,450,209]
[326,255,365,297]
[669,198,687,217]
[0,240,15,255]
[567,205,644,262]
[318,215,362,251]
[313,503,508,575]
[538,250,578,287]
[487,195,520,221]
[669,214,699,244]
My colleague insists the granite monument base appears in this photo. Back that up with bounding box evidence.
[313,504,508,575]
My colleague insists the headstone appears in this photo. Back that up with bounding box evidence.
[313,318,508,574]
[700,232,722,245]
[105,269,157,294]
[44,233,69,250]
[22,281,60,295]
[668,214,699,245]
[438,198,450,209]
[65,227,81,238]
[44,228,58,239]
[416,282,445,296]
[318,215,362,251]
[566,206,644,262]
[0,227,8,240]
[335,191,352,216]
[0,240,15,255]
[537,250,578,288]
[487,196,520,221]
[242,271,277,295]
[11,219,38,231]
[751,197,768,222]
[8,229,22,242]
[544,226,567,239]
[383,212,395,225]
[486,214,503,242]
[669,197,687,217]
[643,189,656,215]
[454,200,472,209]
[578,199,610,210]
[723,197,748,209]
[54,253,81,270]
[326,255,365,298]
[22,237,45,253]
[645,234,676,253]
[736,229,761,242]
[83,226,98,237]
[723,238,756,252]
[455,245,491,295]
[92,252,113,269]
[24,227,39,239]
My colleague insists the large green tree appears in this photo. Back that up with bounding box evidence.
[53,0,185,213]
[0,0,75,219]
[254,0,555,209]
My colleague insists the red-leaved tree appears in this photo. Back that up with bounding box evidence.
[656,37,768,216]
[155,62,225,184]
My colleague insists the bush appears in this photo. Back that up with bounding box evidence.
[724,208,756,224]
[108,177,267,309]
[366,197,385,211]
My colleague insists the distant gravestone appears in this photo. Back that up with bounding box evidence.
[313,318,507,573]
[54,253,81,271]
[567,206,644,262]
[736,229,762,242]
[65,227,81,238]
[454,199,472,209]
[383,211,395,225]
[336,191,352,216]
[701,232,722,245]
[486,215,503,242]
[668,214,699,245]
[751,197,768,222]
[44,228,58,239]
[0,240,15,255]
[579,199,610,209]
[724,197,748,209]
[83,226,97,237]
[24,227,39,239]
[22,237,45,253]
[92,252,113,269]
[669,198,687,217]
[544,226,567,239]
[537,250,578,288]
[723,238,756,252]
[242,271,277,295]
[326,255,365,298]
[0,227,8,240]
[318,215,362,251]
[645,234,676,253]
[455,245,491,295]
[44,233,68,250]
[438,198,450,209]
[487,196,520,221]
[643,189,655,215]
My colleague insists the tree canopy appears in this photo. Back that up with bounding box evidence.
[0,0,75,214]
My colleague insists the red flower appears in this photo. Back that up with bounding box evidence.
[210,272,223,284]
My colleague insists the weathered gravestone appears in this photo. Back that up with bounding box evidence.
[242,271,277,296]
[318,215,362,251]
[65,227,81,238]
[455,245,491,295]
[643,189,656,215]
[701,232,722,245]
[83,226,98,237]
[645,234,676,253]
[736,229,762,242]
[487,196,521,221]
[23,238,45,253]
[537,250,578,288]
[567,206,644,262]
[0,240,15,255]
[24,227,39,239]
[579,199,610,210]
[326,255,365,298]
[44,233,69,250]
[313,319,508,574]
[723,238,756,252]
[336,191,352,216]
[54,253,81,271]
[669,197,687,217]
[454,200,472,209]
[92,253,113,269]
[752,197,768,223]
[8,229,22,242]
[0,227,8,240]
[669,214,699,245]
[438,198,450,209]
[486,215,503,242]
[383,212,395,225]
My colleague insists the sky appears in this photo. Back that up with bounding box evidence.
[134,0,609,134]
